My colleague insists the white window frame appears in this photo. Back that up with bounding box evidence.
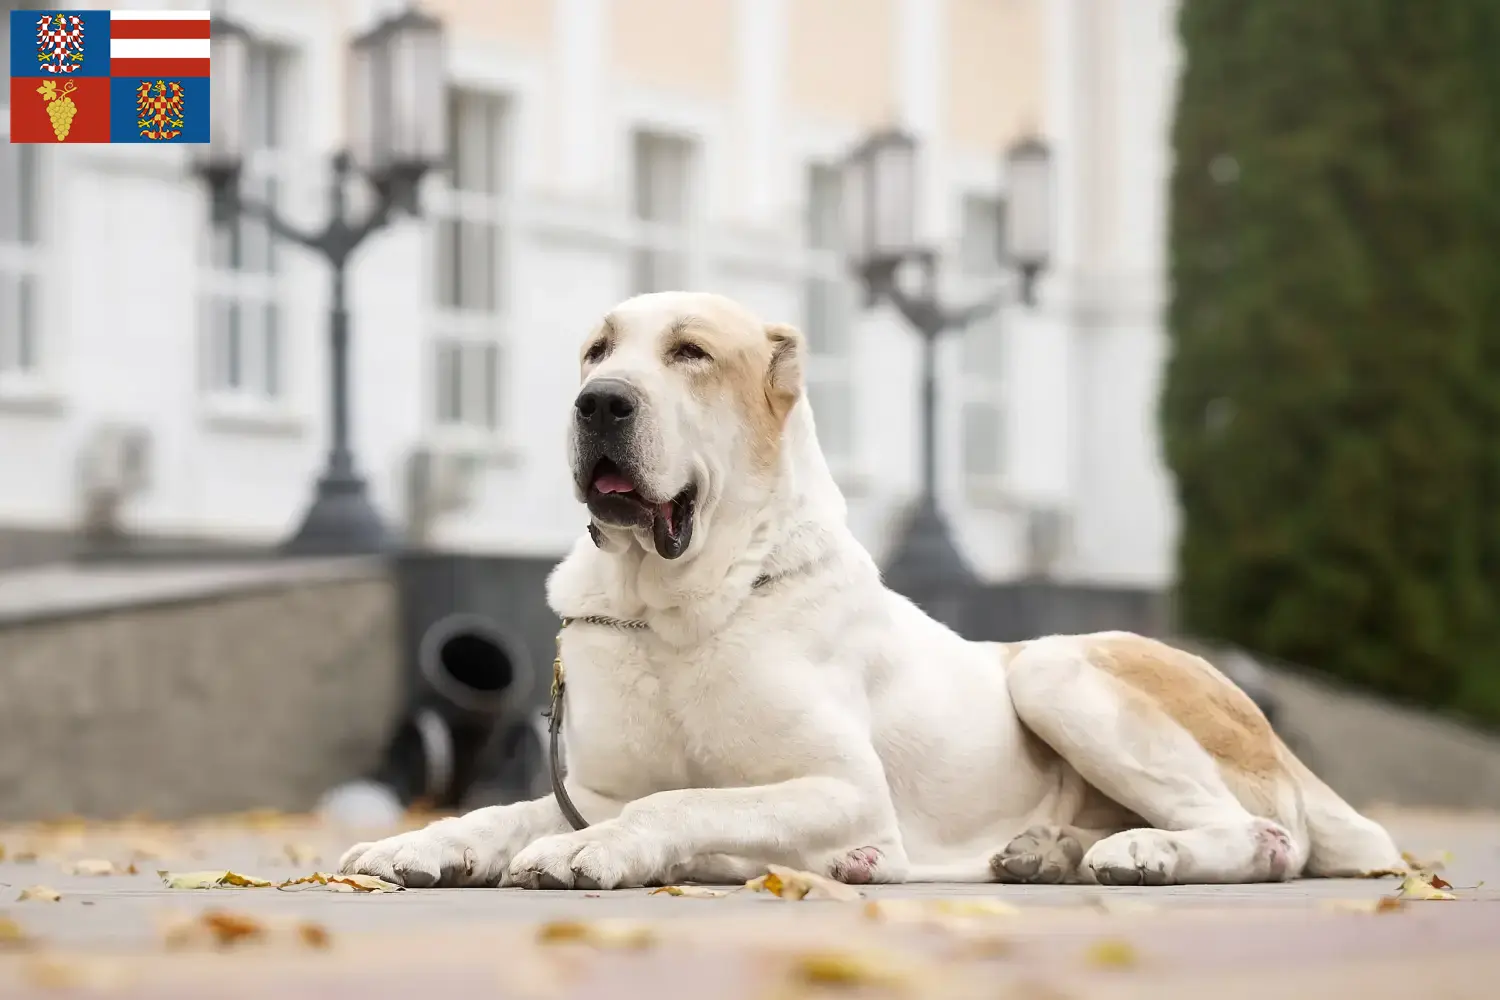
[428,86,515,441]
[198,39,295,417]
[0,1,45,400]
[801,161,858,472]
[956,192,1008,492]
[628,128,697,295]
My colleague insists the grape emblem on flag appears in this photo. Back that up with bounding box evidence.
[34,12,85,75]
[36,79,79,141]
[134,79,185,141]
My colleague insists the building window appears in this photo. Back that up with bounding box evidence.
[0,3,41,382]
[802,163,857,467]
[431,88,510,432]
[958,194,1007,481]
[200,41,291,404]
[630,130,694,295]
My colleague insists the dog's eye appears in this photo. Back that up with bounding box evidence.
[672,342,711,363]
[583,340,608,364]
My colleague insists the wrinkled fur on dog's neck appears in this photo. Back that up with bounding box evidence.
[547,399,867,646]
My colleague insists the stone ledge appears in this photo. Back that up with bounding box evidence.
[0,567,403,820]
[0,557,388,627]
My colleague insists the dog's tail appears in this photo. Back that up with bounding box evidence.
[1281,743,1405,877]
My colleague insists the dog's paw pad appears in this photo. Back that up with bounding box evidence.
[830,846,883,885]
[989,826,1083,884]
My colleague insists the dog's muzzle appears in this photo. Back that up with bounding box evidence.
[573,377,640,450]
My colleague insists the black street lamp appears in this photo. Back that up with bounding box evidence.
[840,130,1053,618]
[196,9,448,556]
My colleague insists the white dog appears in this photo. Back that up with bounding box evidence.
[340,291,1404,889]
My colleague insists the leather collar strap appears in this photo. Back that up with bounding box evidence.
[547,573,775,831]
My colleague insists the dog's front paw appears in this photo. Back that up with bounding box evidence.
[339,821,509,888]
[508,824,667,890]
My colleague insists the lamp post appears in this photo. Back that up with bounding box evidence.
[196,9,448,556]
[840,130,1053,616]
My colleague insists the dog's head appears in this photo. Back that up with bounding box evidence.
[569,292,804,561]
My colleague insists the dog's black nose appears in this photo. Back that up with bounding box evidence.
[574,379,638,433]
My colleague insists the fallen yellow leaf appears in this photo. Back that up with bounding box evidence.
[0,915,30,950]
[201,910,267,947]
[745,865,862,901]
[1084,939,1139,968]
[789,949,920,989]
[864,897,1022,924]
[536,919,657,949]
[297,922,332,949]
[161,909,270,949]
[325,872,403,893]
[16,886,61,903]
[157,870,274,889]
[1395,872,1456,901]
[22,956,130,991]
[63,858,117,876]
[649,885,730,898]
[1321,897,1405,914]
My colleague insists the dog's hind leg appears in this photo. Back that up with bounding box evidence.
[1004,634,1319,886]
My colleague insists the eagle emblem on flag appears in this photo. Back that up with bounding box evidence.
[135,79,186,141]
[35,13,85,75]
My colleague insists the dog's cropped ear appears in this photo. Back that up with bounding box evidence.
[764,323,805,420]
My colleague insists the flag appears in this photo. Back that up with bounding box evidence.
[9,10,210,144]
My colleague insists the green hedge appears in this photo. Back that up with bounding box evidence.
[1162,0,1500,726]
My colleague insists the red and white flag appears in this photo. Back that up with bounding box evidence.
[108,10,210,79]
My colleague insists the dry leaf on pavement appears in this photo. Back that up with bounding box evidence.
[63,858,118,876]
[16,886,61,903]
[158,870,275,889]
[745,865,862,901]
[161,909,269,949]
[278,872,404,893]
[297,922,332,949]
[537,919,658,949]
[865,898,1021,923]
[1395,872,1456,900]
[787,949,923,990]
[650,885,730,898]
[0,914,31,950]
[326,873,404,893]
[1321,897,1405,914]
[1084,939,1139,968]
[22,956,131,991]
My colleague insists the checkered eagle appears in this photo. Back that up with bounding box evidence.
[135,80,186,141]
[35,13,85,75]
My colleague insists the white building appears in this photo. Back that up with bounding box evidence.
[0,0,1181,589]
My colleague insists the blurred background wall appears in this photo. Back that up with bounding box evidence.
[0,0,1180,592]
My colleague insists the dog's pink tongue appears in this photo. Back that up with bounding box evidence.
[658,501,675,531]
[594,472,635,494]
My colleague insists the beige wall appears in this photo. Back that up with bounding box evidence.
[786,0,895,126]
[945,0,1046,152]
[612,0,736,99]
[420,0,555,52]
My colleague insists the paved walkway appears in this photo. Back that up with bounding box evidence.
[1,808,1497,997]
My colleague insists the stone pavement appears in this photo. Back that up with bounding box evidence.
[0,808,1497,998]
